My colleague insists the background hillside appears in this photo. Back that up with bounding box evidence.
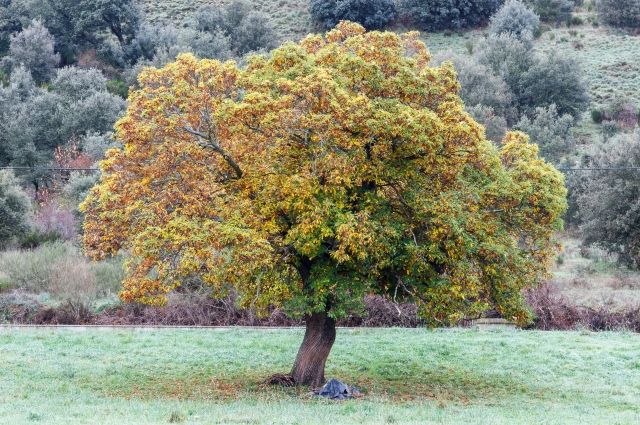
[140,1,640,106]
[140,0,313,40]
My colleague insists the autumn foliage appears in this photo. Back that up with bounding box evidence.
[81,22,566,385]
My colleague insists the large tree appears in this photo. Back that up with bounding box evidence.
[577,132,640,268]
[19,0,139,62]
[81,22,567,387]
[4,19,60,83]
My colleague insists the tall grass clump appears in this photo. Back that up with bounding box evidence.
[0,241,124,302]
[0,241,73,292]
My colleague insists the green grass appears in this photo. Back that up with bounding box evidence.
[1,328,639,424]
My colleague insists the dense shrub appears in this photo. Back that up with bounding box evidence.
[569,15,583,26]
[64,172,99,205]
[231,11,277,54]
[3,19,60,83]
[194,4,228,33]
[0,170,32,249]
[49,255,99,321]
[476,33,588,119]
[578,131,640,268]
[0,66,125,178]
[601,120,619,142]
[0,241,123,302]
[527,0,573,24]
[476,32,534,75]
[402,0,503,31]
[106,79,129,99]
[604,96,639,128]
[79,132,117,160]
[475,33,535,112]
[18,229,62,249]
[0,0,25,55]
[489,0,540,39]
[123,24,232,85]
[0,291,42,323]
[193,1,276,55]
[435,52,517,124]
[596,0,640,28]
[125,23,191,65]
[91,255,126,297]
[310,0,398,30]
[126,1,274,69]
[515,104,574,163]
[310,0,337,29]
[518,54,589,118]
[467,104,509,142]
[225,0,253,30]
[591,108,604,124]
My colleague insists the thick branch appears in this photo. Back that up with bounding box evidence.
[183,126,243,179]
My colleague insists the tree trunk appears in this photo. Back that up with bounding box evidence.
[290,312,336,387]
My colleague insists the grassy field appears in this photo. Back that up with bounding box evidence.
[1,327,639,424]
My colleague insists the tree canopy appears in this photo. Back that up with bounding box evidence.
[0,169,31,249]
[310,0,398,30]
[81,22,567,386]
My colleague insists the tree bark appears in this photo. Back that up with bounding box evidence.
[290,311,336,387]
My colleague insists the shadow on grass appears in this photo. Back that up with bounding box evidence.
[94,366,551,406]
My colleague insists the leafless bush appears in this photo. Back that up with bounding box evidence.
[32,302,94,324]
[94,291,301,326]
[608,276,640,290]
[339,295,422,327]
[32,200,77,241]
[525,283,582,330]
[93,293,421,327]
[0,290,42,323]
[2,283,638,331]
[526,283,640,332]
[49,256,99,322]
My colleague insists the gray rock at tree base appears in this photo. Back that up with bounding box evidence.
[316,379,361,400]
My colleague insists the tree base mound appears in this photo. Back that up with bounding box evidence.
[263,373,297,387]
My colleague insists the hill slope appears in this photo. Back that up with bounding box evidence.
[139,0,313,41]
